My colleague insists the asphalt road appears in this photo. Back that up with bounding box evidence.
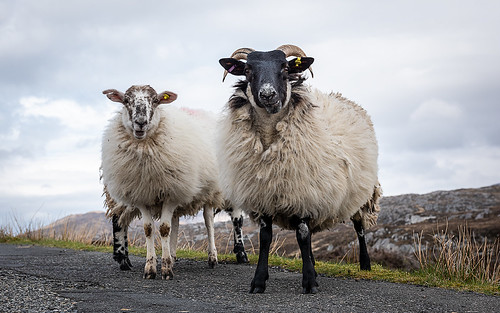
[0,243,499,312]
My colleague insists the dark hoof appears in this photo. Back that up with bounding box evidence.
[208,259,218,269]
[119,259,132,271]
[144,272,156,279]
[162,271,174,280]
[302,286,319,294]
[250,286,266,294]
[250,278,266,294]
[236,251,249,264]
[360,263,371,271]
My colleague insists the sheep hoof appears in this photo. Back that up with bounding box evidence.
[360,263,371,271]
[250,279,266,294]
[236,251,249,264]
[208,259,218,269]
[119,259,132,271]
[208,252,218,268]
[302,286,319,294]
[162,270,174,280]
[249,286,266,294]
[143,272,156,279]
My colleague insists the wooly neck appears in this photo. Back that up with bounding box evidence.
[250,103,289,150]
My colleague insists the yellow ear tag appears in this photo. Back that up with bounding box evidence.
[295,57,302,67]
[163,94,170,100]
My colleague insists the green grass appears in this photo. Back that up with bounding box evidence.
[2,236,498,295]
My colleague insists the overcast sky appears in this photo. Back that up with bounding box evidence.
[1,0,499,227]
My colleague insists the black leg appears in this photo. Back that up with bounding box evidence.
[232,213,248,264]
[309,235,319,286]
[296,218,318,294]
[352,219,371,271]
[250,214,273,293]
[112,214,132,270]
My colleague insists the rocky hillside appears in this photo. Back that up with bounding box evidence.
[42,184,500,269]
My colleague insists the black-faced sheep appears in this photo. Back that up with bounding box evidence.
[217,45,382,293]
[101,85,233,279]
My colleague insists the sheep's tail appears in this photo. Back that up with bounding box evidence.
[358,182,382,229]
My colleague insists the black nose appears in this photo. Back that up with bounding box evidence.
[136,120,146,129]
[259,89,277,102]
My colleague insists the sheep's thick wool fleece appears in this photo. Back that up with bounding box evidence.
[102,106,223,223]
[217,86,380,232]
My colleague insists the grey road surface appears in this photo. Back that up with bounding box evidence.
[0,243,499,312]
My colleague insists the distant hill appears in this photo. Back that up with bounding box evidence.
[42,184,500,269]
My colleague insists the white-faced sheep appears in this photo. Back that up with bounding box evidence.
[101,85,246,279]
[217,45,382,293]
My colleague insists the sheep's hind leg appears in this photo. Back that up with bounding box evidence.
[352,218,371,271]
[112,214,132,270]
[203,207,218,268]
[250,214,272,294]
[295,218,318,294]
[230,207,248,263]
[140,208,157,279]
[170,215,179,261]
[160,203,176,280]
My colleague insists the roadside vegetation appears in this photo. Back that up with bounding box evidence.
[1,216,498,295]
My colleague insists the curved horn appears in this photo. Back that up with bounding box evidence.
[222,47,256,82]
[276,44,314,78]
[230,47,255,59]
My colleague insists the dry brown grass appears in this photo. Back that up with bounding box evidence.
[414,221,500,285]
[2,212,111,246]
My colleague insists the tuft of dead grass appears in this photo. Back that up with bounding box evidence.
[414,221,500,285]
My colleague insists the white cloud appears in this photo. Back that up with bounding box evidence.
[18,96,114,130]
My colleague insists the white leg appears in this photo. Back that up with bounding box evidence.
[139,207,156,279]
[159,202,176,280]
[170,215,180,260]
[203,206,218,268]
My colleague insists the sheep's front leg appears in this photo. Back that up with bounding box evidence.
[139,208,157,279]
[160,203,176,280]
[352,218,371,271]
[250,214,272,294]
[112,214,132,270]
[169,215,179,261]
[296,218,318,294]
[230,207,248,263]
[203,207,218,268]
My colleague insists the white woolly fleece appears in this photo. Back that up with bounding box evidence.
[217,87,380,232]
[102,105,223,224]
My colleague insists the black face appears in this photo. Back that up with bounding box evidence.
[244,51,289,114]
[220,50,314,114]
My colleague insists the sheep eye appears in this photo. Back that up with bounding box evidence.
[282,67,289,79]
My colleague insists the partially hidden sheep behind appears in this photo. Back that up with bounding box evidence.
[101,85,244,279]
[217,45,382,293]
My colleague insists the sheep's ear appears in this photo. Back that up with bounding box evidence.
[288,57,314,75]
[219,58,246,76]
[103,89,125,103]
[157,91,177,104]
